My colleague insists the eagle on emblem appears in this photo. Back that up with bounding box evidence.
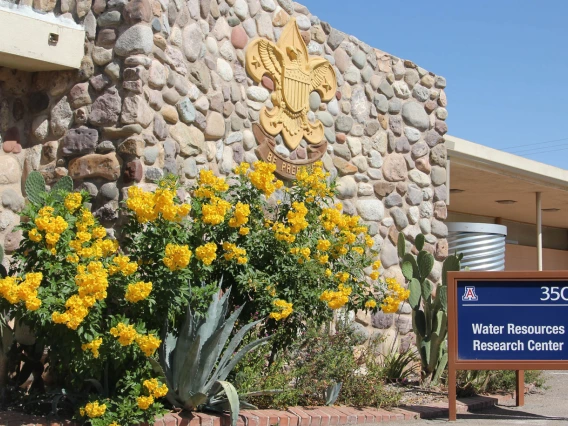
[246,18,337,152]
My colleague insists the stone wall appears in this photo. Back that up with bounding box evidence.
[0,0,449,351]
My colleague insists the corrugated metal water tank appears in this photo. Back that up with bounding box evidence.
[447,223,507,271]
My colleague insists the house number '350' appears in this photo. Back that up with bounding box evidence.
[540,286,568,301]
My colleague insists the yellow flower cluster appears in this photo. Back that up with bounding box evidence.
[69,211,118,260]
[381,278,411,314]
[77,208,95,232]
[316,239,331,252]
[81,337,103,358]
[222,242,247,264]
[125,281,153,303]
[249,161,283,197]
[365,299,377,309]
[287,202,308,234]
[295,162,332,201]
[137,395,154,410]
[272,222,295,243]
[80,401,106,418]
[64,193,82,213]
[290,247,310,264]
[126,186,191,223]
[110,322,138,346]
[194,169,229,198]
[235,162,250,175]
[33,206,68,253]
[228,202,250,228]
[143,378,168,398]
[320,284,352,310]
[109,323,161,356]
[75,261,108,300]
[202,196,232,226]
[135,333,161,356]
[195,242,217,266]
[162,244,192,271]
[108,255,138,276]
[52,262,109,329]
[137,377,169,409]
[269,299,293,321]
[28,228,42,242]
[0,272,42,311]
[370,260,382,280]
[318,203,373,259]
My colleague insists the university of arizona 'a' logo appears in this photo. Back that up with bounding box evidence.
[462,286,478,301]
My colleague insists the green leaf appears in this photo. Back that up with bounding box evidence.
[325,381,342,406]
[401,261,414,282]
[216,335,271,383]
[442,254,461,286]
[433,310,443,335]
[185,392,207,410]
[214,381,240,426]
[402,253,419,280]
[421,340,431,366]
[24,171,46,205]
[417,251,435,282]
[432,353,448,385]
[408,278,421,309]
[437,285,448,311]
[415,234,425,251]
[415,310,426,337]
[51,176,74,195]
[421,279,433,302]
[397,232,406,258]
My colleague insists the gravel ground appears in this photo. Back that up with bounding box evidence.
[395,371,568,425]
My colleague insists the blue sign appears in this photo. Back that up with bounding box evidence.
[457,280,568,361]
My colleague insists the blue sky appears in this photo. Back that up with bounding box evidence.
[300,0,568,170]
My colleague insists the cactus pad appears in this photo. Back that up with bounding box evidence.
[25,171,46,205]
[51,176,74,194]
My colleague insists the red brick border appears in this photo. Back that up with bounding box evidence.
[0,393,516,425]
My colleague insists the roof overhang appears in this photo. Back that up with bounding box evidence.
[0,8,85,71]
[446,135,568,229]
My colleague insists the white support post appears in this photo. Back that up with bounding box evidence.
[536,192,542,271]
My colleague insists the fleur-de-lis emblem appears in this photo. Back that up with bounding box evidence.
[246,18,337,152]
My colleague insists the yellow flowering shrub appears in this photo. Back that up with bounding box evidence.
[2,184,170,425]
[1,161,407,424]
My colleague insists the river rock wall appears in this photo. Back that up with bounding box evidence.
[0,0,449,351]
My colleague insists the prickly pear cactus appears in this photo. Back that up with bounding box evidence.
[51,176,74,194]
[24,171,47,205]
[50,176,74,201]
[398,232,461,386]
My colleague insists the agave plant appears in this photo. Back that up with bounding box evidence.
[151,282,272,426]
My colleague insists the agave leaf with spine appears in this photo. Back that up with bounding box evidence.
[325,382,342,406]
[155,281,272,426]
